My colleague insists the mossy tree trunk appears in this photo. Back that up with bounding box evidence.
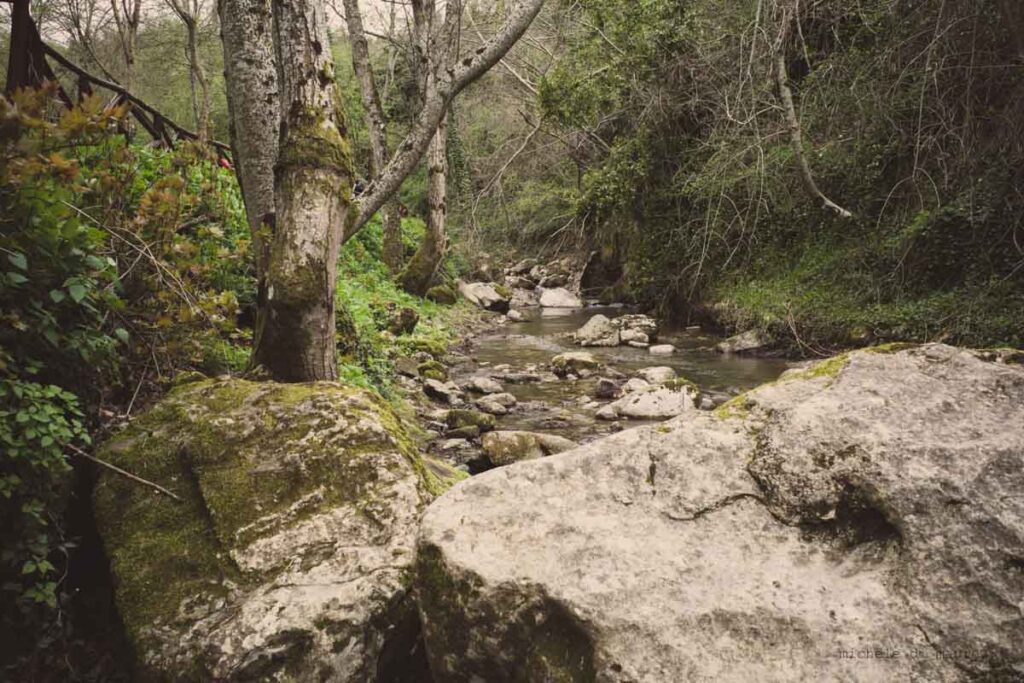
[400,0,448,296]
[249,0,353,382]
[400,115,448,295]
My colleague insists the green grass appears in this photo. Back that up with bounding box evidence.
[711,235,1024,351]
[335,216,471,392]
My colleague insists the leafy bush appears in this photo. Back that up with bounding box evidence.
[0,87,253,646]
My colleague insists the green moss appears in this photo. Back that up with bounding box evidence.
[446,409,495,432]
[714,394,753,420]
[493,283,512,299]
[94,378,450,645]
[425,285,456,304]
[417,359,448,381]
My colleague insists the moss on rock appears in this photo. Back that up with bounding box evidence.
[93,377,460,679]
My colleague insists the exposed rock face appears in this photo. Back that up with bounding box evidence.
[538,287,583,308]
[94,379,461,681]
[481,431,577,467]
[609,383,698,419]
[416,345,1024,681]
[457,280,510,312]
[574,314,620,347]
[716,328,771,354]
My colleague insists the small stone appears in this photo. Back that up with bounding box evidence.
[716,329,771,354]
[594,378,620,400]
[418,359,448,382]
[446,425,480,440]
[446,409,496,433]
[506,309,525,322]
[649,344,676,355]
[481,431,577,467]
[475,397,509,416]
[628,341,650,348]
[595,404,619,421]
[551,352,602,378]
[423,379,463,404]
[466,376,504,394]
[487,393,518,408]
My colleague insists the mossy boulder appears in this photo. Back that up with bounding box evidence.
[445,409,496,433]
[417,359,448,381]
[93,378,460,681]
[425,285,457,305]
[551,351,602,378]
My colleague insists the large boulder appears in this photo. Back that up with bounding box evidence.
[416,345,1024,681]
[538,287,583,308]
[457,280,510,313]
[94,378,461,681]
[574,314,620,347]
[480,431,577,467]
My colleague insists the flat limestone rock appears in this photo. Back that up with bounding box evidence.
[95,379,460,681]
[417,344,1024,681]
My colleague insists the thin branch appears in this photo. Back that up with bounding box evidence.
[67,443,183,502]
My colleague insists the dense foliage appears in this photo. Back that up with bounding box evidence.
[0,88,250,670]
[533,0,1024,347]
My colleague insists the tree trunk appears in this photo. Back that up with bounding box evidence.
[184,18,212,142]
[218,0,279,331]
[250,0,353,382]
[341,0,404,273]
[399,0,448,295]
[400,115,447,295]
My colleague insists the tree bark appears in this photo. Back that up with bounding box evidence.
[400,0,448,295]
[400,115,448,294]
[341,0,403,273]
[772,8,852,220]
[218,0,279,324]
[250,0,353,382]
[110,0,141,93]
[183,16,212,142]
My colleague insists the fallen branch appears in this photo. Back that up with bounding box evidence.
[774,52,853,219]
[40,42,231,155]
[67,443,183,503]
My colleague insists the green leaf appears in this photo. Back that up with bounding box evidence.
[6,272,28,285]
[114,328,129,344]
[49,289,66,303]
[8,252,27,270]
[68,283,87,303]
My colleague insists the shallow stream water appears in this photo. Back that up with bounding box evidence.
[454,306,794,443]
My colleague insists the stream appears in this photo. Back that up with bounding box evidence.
[440,305,795,449]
